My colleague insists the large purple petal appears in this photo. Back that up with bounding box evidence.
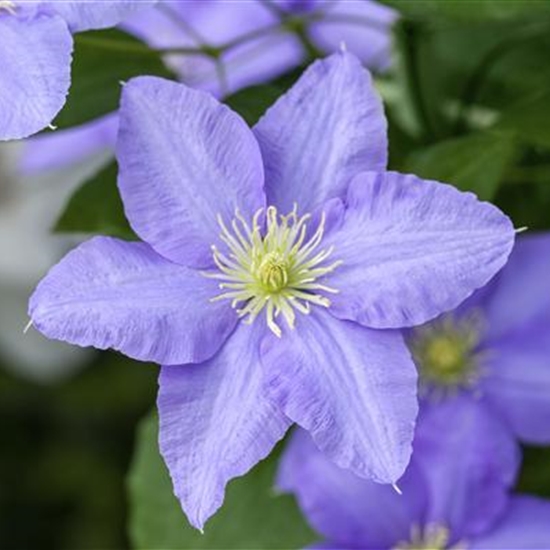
[29,237,236,365]
[20,113,117,174]
[323,171,515,329]
[414,395,520,540]
[481,233,550,341]
[481,324,550,444]
[253,52,387,214]
[117,77,265,268]
[278,429,427,549]
[158,322,291,530]
[40,0,157,33]
[0,14,72,140]
[261,309,418,484]
[473,496,550,549]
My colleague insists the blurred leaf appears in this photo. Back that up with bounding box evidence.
[518,446,550,498]
[385,0,550,22]
[128,413,316,550]
[224,66,305,126]
[55,29,174,129]
[496,91,550,150]
[225,85,283,126]
[386,13,550,138]
[405,131,517,200]
[54,352,157,419]
[55,161,136,240]
[496,179,550,231]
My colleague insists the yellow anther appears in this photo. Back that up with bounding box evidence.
[203,205,341,337]
[409,312,486,398]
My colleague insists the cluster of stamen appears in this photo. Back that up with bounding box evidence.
[0,1,16,14]
[394,524,464,550]
[203,205,342,337]
[409,312,486,399]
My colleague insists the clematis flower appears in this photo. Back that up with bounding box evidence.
[407,232,550,445]
[29,52,515,529]
[279,402,550,550]
[124,0,398,96]
[21,0,396,174]
[0,0,155,140]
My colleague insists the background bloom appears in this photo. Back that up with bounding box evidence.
[408,232,550,445]
[19,0,396,176]
[124,0,398,96]
[279,401,550,549]
[0,0,155,140]
[29,52,514,530]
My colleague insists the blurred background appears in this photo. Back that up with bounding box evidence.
[2,1,550,548]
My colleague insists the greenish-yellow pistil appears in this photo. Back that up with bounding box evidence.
[0,1,16,14]
[409,313,484,397]
[394,524,465,550]
[203,205,342,337]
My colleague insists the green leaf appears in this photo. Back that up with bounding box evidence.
[55,161,136,240]
[225,85,284,126]
[54,29,174,129]
[496,91,550,150]
[404,131,517,200]
[127,413,316,550]
[518,446,550,498]
[384,0,550,22]
[224,66,305,126]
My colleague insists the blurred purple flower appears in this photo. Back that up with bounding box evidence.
[280,400,550,549]
[29,52,514,529]
[408,232,550,445]
[21,0,396,174]
[0,0,154,140]
[124,0,398,96]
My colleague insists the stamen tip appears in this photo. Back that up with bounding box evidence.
[23,319,33,334]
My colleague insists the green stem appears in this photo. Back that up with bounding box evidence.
[398,20,435,140]
[78,9,394,65]
[156,2,208,45]
[316,12,395,34]
[76,34,206,57]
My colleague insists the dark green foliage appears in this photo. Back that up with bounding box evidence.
[128,415,316,550]
[55,161,136,240]
[54,29,174,129]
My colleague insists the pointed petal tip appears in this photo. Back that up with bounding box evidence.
[392,483,403,495]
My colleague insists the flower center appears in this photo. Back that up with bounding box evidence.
[409,313,485,397]
[394,524,463,550]
[0,1,16,14]
[258,251,289,292]
[203,205,342,337]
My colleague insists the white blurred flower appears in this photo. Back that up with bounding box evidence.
[0,142,109,382]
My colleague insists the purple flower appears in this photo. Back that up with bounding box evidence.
[29,52,514,529]
[21,0,396,174]
[0,0,155,140]
[124,0,398,96]
[408,232,550,445]
[280,400,550,549]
